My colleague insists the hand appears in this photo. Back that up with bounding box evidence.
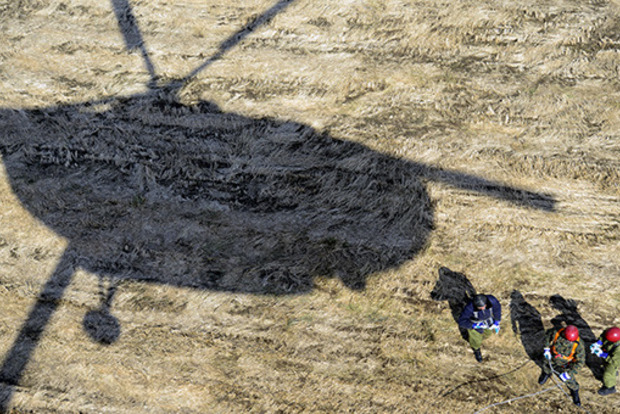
[592,347,609,358]
[593,348,603,357]
[472,322,485,330]
[559,372,571,382]
[590,340,603,354]
[544,348,552,360]
[493,320,500,334]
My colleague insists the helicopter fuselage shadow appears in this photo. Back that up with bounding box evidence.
[1,93,434,294]
[0,93,438,408]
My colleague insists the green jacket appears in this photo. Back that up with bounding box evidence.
[598,334,620,371]
[544,328,585,374]
[597,333,620,387]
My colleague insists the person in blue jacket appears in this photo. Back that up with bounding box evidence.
[458,294,502,362]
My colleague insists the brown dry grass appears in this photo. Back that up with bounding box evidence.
[0,0,619,412]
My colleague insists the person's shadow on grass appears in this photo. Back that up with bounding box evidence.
[430,267,476,340]
[549,294,603,380]
[510,290,545,367]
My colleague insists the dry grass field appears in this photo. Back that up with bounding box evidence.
[0,0,619,412]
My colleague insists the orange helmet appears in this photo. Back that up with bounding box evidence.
[563,325,579,342]
[605,327,620,343]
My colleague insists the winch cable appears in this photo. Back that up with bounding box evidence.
[473,359,594,414]
[472,385,558,413]
[546,360,593,414]
[421,361,532,414]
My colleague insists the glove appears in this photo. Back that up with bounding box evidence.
[592,347,606,357]
[493,320,500,334]
[543,348,552,360]
[590,340,603,354]
[559,372,571,382]
[472,322,486,330]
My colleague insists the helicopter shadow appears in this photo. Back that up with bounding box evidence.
[0,0,556,410]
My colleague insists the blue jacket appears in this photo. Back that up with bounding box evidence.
[458,295,502,331]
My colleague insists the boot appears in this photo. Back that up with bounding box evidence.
[598,386,616,396]
[473,348,482,363]
[570,389,581,407]
[538,371,550,385]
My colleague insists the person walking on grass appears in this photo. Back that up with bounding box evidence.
[538,325,584,406]
[458,294,501,363]
[590,326,620,396]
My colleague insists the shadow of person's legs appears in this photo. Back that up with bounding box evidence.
[510,290,545,368]
[549,294,603,380]
[430,266,476,340]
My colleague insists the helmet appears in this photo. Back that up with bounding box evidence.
[473,294,487,309]
[563,325,579,342]
[604,327,620,343]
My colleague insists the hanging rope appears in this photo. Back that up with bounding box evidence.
[422,339,597,414]
[421,361,532,414]
[547,361,594,414]
[472,385,558,414]
[440,361,531,398]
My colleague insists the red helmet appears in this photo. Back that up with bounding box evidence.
[605,327,620,343]
[563,325,579,341]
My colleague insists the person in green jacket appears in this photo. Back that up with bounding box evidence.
[538,325,585,406]
[590,326,620,396]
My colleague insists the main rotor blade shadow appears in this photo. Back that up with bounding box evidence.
[111,0,297,92]
[109,0,295,96]
[111,0,157,86]
[179,0,296,85]
[0,249,77,412]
